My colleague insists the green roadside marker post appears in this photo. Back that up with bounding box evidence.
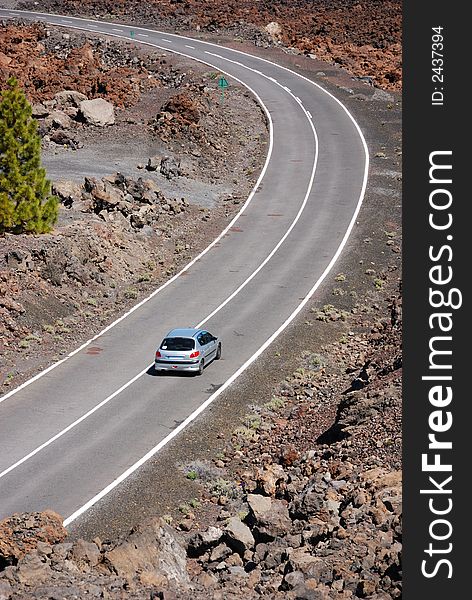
[218,76,229,104]
[130,30,135,38]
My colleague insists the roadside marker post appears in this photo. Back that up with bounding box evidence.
[218,76,229,104]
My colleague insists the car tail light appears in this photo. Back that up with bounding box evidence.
[155,350,161,358]
[190,351,200,358]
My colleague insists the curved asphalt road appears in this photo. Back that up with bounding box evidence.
[0,9,368,524]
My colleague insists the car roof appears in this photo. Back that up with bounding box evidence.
[165,328,204,339]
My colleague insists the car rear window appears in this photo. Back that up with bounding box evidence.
[160,337,195,351]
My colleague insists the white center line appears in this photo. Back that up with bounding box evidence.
[185,44,195,49]
[205,51,223,59]
[161,38,173,43]
[112,28,123,32]
[137,33,149,37]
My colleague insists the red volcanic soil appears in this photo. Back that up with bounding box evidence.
[19,0,402,90]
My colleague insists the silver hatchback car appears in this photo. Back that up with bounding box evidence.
[154,328,221,375]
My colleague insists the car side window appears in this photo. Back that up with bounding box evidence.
[197,333,205,345]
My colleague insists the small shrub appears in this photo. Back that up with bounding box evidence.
[244,414,261,430]
[373,278,384,289]
[124,288,138,300]
[25,334,42,343]
[178,503,191,515]
[232,425,259,441]
[264,396,286,411]
[3,372,14,386]
[209,477,240,500]
[182,460,221,483]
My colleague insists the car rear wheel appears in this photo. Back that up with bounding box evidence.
[215,343,222,360]
[197,359,205,376]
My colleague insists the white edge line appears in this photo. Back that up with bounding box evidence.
[0,28,274,407]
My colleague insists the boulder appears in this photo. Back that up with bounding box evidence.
[54,90,88,108]
[160,156,182,179]
[31,103,50,118]
[287,549,333,583]
[209,543,232,562]
[0,511,67,567]
[70,539,101,571]
[49,129,75,147]
[104,518,190,588]
[265,21,283,41]
[255,463,288,496]
[89,180,124,213]
[48,110,73,129]
[79,98,115,126]
[187,526,223,557]
[224,517,255,556]
[15,551,52,586]
[52,180,83,208]
[246,494,291,541]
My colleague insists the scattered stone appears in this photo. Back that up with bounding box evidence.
[224,517,255,555]
[160,155,182,179]
[79,98,115,126]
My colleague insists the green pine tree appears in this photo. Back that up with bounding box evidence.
[0,77,58,234]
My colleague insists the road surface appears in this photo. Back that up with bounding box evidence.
[0,8,369,525]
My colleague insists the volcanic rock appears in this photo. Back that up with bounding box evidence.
[79,98,115,126]
[0,511,66,568]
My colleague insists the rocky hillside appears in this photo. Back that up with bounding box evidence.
[18,0,402,90]
[0,287,402,599]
